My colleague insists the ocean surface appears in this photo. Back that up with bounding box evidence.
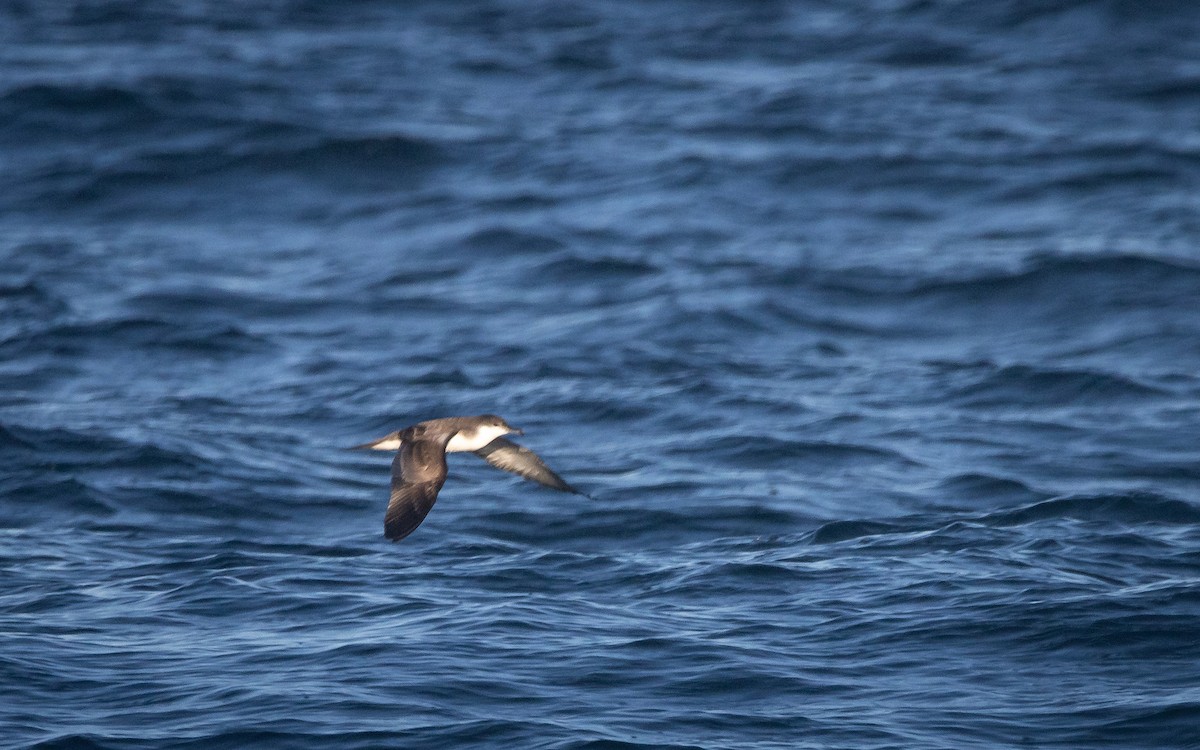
[3,2,1200,748]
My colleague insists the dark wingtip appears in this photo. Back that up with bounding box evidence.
[559,481,585,496]
[550,478,584,495]
[384,524,413,542]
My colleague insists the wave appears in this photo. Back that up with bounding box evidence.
[5,89,450,208]
[462,227,565,255]
[0,317,270,358]
[0,422,305,531]
[667,251,1200,357]
[688,434,916,472]
[932,471,1043,504]
[127,286,341,320]
[534,255,660,283]
[948,362,1168,407]
[0,83,176,137]
[0,281,69,321]
[0,422,137,457]
[808,518,907,545]
[985,491,1200,526]
[60,127,448,201]
[1084,700,1200,745]
[478,502,799,548]
[0,422,37,451]
[0,476,116,527]
[1125,74,1200,104]
[809,490,1200,548]
[819,252,1200,303]
[243,131,446,177]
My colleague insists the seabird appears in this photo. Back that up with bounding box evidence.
[351,415,583,541]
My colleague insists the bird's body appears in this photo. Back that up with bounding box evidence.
[353,414,582,541]
[353,416,518,454]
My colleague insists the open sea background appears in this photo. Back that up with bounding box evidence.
[3,2,1200,748]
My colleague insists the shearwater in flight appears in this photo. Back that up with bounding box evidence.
[351,415,583,541]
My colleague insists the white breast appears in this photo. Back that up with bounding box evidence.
[446,425,509,453]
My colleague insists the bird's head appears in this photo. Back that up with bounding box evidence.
[476,414,524,441]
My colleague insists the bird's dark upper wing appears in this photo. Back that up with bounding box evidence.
[385,427,454,542]
[385,479,445,541]
[473,437,581,494]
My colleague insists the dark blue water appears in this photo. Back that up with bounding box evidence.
[4,3,1200,748]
